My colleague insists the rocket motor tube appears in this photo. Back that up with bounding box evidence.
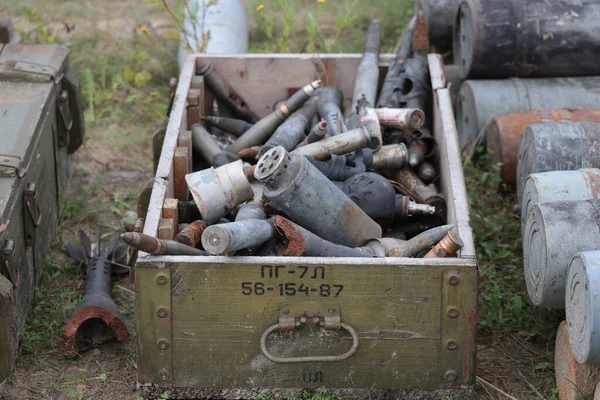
[315,87,346,136]
[226,79,321,153]
[200,116,253,137]
[191,124,226,165]
[258,100,317,158]
[255,146,382,247]
[201,219,276,255]
[350,21,382,117]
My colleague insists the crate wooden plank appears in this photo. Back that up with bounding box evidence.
[173,147,189,201]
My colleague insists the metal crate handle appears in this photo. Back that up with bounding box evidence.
[260,322,359,363]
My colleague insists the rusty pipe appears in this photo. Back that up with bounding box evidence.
[423,228,463,257]
[174,220,208,248]
[273,216,373,258]
[121,232,208,256]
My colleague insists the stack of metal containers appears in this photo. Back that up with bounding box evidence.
[421,0,600,397]
[123,21,463,265]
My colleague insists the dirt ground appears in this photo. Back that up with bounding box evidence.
[0,0,560,399]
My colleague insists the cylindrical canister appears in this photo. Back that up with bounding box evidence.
[177,0,248,70]
[523,199,600,309]
[201,219,276,255]
[185,160,254,224]
[521,169,600,234]
[516,122,600,202]
[555,320,600,400]
[487,110,600,186]
[418,0,458,53]
[454,0,600,79]
[255,146,382,247]
[566,251,600,365]
[456,78,600,149]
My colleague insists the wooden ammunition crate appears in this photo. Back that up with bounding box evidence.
[137,53,477,399]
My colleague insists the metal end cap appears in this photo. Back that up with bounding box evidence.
[201,226,230,255]
[254,146,290,182]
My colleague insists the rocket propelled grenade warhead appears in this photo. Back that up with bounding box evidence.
[197,62,257,123]
[417,161,437,184]
[226,79,321,153]
[315,87,346,135]
[258,99,317,158]
[350,21,382,118]
[201,219,276,255]
[375,108,425,129]
[255,146,381,247]
[306,120,329,144]
[200,116,254,137]
[308,154,366,181]
[120,232,209,256]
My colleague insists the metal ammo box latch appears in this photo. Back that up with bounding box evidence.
[260,302,359,363]
[0,154,25,178]
[57,89,72,147]
[23,182,41,246]
[1,240,17,287]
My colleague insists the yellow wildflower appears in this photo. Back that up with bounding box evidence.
[317,0,325,3]
[256,4,264,11]
[139,26,149,34]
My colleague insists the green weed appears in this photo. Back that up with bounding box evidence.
[257,387,339,400]
[464,152,561,336]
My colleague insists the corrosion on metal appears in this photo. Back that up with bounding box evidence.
[174,220,208,248]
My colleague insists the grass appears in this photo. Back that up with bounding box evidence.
[1,0,564,398]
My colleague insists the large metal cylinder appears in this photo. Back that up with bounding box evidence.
[419,0,458,52]
[516,122,600,203]
[454,0,600,79]
[255,146,382,247]
[521,169,600,234]
[523,199,600,309]
[566,251,600,365]
[487,110,600,186]
[456,78,600,149]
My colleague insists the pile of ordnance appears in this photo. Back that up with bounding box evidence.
[123,20,463,261]
[421,0,600,398]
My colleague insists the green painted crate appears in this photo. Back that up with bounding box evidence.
[137,53,477,400]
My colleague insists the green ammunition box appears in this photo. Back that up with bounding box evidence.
[0,44,84,383]
[137,54,477,399]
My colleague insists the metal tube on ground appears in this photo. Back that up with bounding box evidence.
[456,78,600,149]
[255,147,381,247]
[185,160,254,224]
[487,110,600,186]
[273,216,373,258]
[566,251,600,365]
[316,88,346,135]
[523,199,600,309]
[196,62,257,123]
[258,99,317,158]
[521,169,600,234]
[349,21,381,119]
[200,116,253,137]
[454,0,600,79]
[201,219,276,255]
[516,122,600,203]
[555,320,600,400]
[226,79,321,153]
[121,232,209,256]
[174,220,208,248]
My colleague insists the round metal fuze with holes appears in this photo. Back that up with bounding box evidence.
[255,146,382,247]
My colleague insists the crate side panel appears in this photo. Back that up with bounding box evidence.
[170,262,455,389]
